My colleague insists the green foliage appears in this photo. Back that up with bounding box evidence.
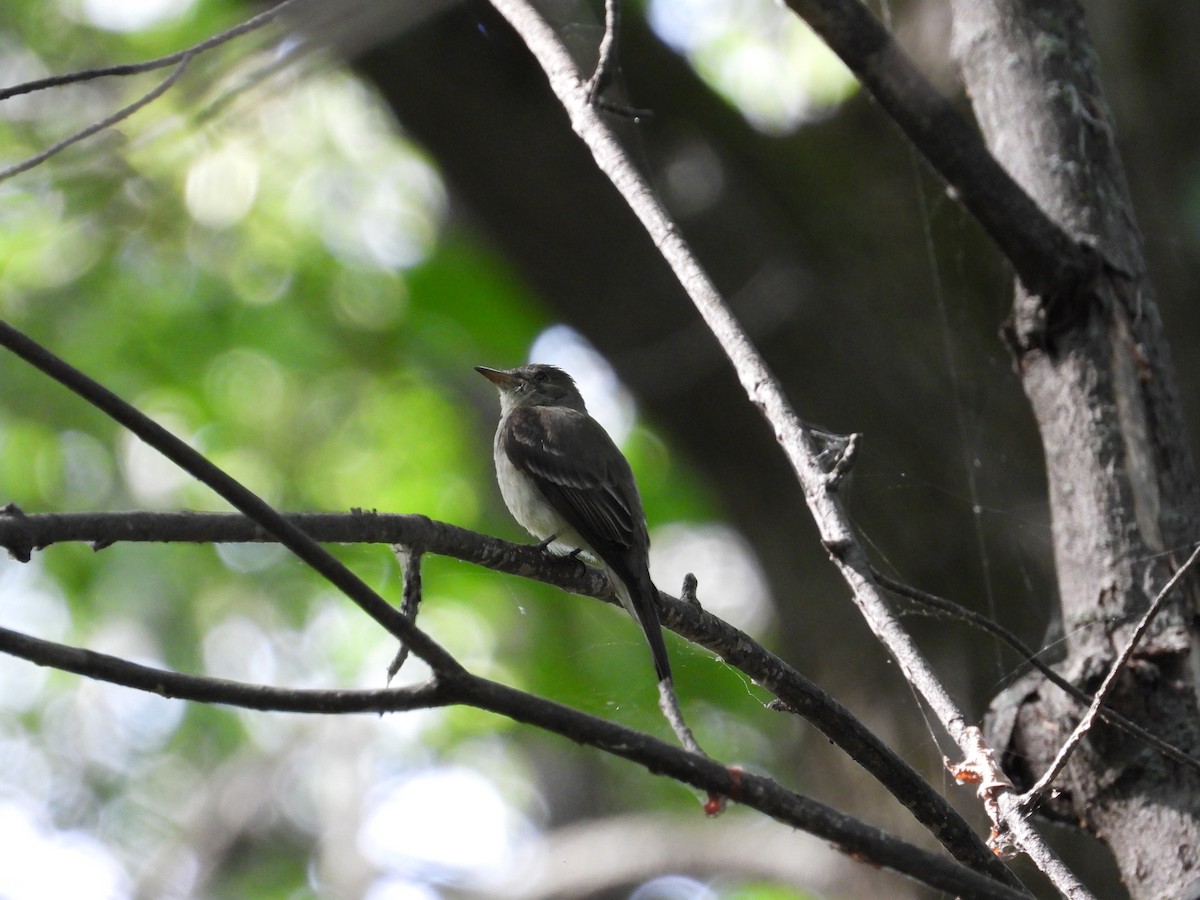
[0,3,796,898]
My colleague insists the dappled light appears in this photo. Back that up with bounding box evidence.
[2,0,1196,896]
[359,766,532,886]
[0,802,130,900]
[648,0,857,133]
[72,0,196,34]
[529,323,637,445]
[651,522,772,634]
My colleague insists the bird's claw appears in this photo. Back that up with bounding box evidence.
[566,547,588,576]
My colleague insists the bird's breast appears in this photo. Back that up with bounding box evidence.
[493,427,587,552]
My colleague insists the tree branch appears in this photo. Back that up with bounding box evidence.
[0,622,1027,900]
[0,506,1009,884]
[773,0,1099,301]
[0,0,315,182]
[482,0,1079,893]
[1020,542,1200,809]
[875,567,1200,775]
[0,55,194,183]
[0,0,304,101]
[0,319,459,676]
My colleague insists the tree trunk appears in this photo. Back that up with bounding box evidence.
[952,1,1200,895]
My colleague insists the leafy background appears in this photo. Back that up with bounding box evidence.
[3,0,1199,897]
[0,1,822,897]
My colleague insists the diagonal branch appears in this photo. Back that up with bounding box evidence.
[0,54,194,183]
[0,622,1029,900]
[1020,542,1200,809]
[875,568,1200,774]
[482,0,1081,894]
[0,508,1007,883]
[775,0,1099,299]
[0,319,460,676]
[0,0,304,101]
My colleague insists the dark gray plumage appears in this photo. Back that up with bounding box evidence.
[477,364,671,683]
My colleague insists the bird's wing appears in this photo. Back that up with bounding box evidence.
[502,405,644,553]
[504,405,671,684]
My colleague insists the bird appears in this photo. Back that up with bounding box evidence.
[476,363,672,685]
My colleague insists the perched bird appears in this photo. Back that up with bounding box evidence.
[476,363,672,684]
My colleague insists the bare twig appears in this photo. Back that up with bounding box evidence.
[0,0,304,101]
[386,545,425,680]
[585,0,620,103]
[0,623,1028,900]
[0,507,1012,883]
[1020,542,1200,809]
[658,678,703,756]
[582,0,651,121]
[0,319,460,675]
[0,0,310,182]
[481,0,1071,893]
[774,0,1098,300]
[0,55,193,183]
[875,568,1200,774]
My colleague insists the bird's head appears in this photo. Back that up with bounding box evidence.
[476,364,588,414]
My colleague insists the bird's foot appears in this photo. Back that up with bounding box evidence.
[566,547,589,576]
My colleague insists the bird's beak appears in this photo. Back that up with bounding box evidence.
[475,365,518,388]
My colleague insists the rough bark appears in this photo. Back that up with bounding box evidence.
[317,0,1200,891]
[951,1,1200,895]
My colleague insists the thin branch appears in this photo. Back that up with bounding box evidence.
[658,590,1019,885]
[0,508,1011,884]
[386,545,424,680]
[774,0,1099,299]
[874,568,1200,775]
[0,0,314,182]
[0,622,1029,900]
[0,55,193,183]
[0,319,460,676]
[585,0,620,103]
[0,0,305,101]
[1020,542,1200,809]
[658,677,704,756]
[0,623,442,714]
[483,0,1075,893]
[466,675,1027,900]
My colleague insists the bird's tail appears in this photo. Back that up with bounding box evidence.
[613,566,672,684]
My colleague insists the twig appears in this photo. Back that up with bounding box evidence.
[774,0,1097,300]
[823,431,859,489]
[0,508,1014,884]
[1020,542,1200,809]
[658,678,703,755]
[0,319,460,675]
[386,545,424,681]
[0,0,304,101]
[653,573,706,758]
[874,568,1200,775]
[0,55,193,183]
[0,0,311,182]
[0,622,1029,900]
[585,0,620,104]
[481,0,1070,893]
[582,0,652,121]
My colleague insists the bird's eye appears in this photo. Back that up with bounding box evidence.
[533,370,548,383]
